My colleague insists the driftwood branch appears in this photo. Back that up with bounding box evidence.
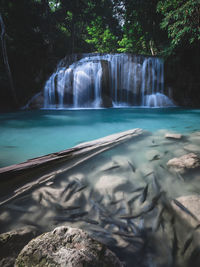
[0,128,143,206]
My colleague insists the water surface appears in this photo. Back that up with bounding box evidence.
[0,108,200,167]
[1,129,200,267]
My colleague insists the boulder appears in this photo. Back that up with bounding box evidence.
[0,226,40,267]
[167,153,200,173]
[165,133,182,140]
[15,226,123,267]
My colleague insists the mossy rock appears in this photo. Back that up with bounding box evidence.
[0,226,40,267]
[15,226,124,267]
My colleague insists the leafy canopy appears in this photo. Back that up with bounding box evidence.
[157,0,200,48]
[86,16,118,53]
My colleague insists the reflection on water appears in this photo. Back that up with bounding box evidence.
[1,129,200,266]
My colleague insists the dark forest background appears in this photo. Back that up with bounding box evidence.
[0,0,200,110]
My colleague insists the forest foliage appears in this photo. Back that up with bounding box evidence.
[0,0,200,107]
[1,0,199,57]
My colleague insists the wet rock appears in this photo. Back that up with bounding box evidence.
[101,94,113,108]
[0,226,40,267]
[15,226,123,267]
[25,92,44,109]
[172,195,200,228]
[167,153,200,173]
[165,133,182,140]
[101,60,113,108]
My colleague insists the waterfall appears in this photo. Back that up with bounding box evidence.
[43,53,172,108]
[144,93,175,107]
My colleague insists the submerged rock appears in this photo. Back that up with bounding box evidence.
[15,226,123,267]
[167,153,200,173]
[172,195,200,227]
[0,226,40,267]
[165,133,182,140]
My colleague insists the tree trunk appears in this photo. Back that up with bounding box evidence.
[0,13,18,107]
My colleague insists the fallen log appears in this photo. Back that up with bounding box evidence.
[0,128,142,206]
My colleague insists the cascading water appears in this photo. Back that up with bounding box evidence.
[43,53,173,108]
[144,93,175,107]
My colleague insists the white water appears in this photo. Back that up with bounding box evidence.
[144,93,175,108]
[43,54,171,108]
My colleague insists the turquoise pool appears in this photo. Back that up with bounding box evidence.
[0,108,200,167]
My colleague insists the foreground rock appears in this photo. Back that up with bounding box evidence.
[167,153,200,173]
[0,226,40,267]
[165,133,182,140]
[15,226,124,267]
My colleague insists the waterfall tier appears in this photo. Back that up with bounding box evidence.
[43,54,172,109]
[144,93,175,108]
